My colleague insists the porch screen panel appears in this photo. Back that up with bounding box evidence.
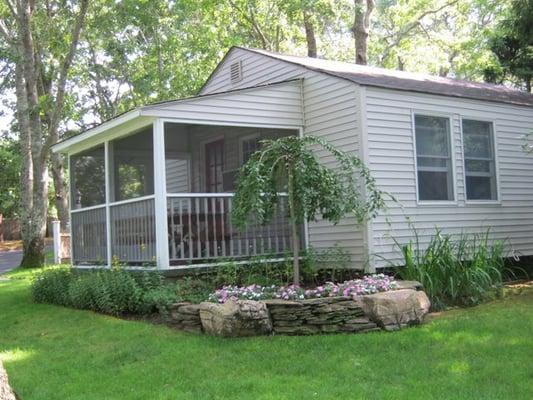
[71,207,107,265]
[110,198,156,264]
[111,128,154,201]
[70,145,106,209]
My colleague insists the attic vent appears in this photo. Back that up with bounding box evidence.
[230,61,242,83]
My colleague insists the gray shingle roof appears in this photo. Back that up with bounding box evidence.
[242,47,533,107]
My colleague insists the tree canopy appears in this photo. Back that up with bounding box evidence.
[484,0,533,91]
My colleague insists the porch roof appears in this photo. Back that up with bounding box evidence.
[52,79,304,154]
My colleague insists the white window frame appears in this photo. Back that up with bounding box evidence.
[460,116,501,205]
[412,111,457,205]
[239,132,261,165]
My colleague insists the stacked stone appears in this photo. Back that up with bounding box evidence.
[167,302,203,333]
[264,297,379,335]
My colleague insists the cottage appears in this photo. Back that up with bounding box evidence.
[52,46,533,271]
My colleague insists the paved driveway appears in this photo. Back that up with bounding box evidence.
[0,250,21,274]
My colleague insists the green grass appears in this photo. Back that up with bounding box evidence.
[1,268,532,400]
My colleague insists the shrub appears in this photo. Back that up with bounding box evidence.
[175,276,215,304]
[31,268,178,316]
[140,286,180,315]
[31,268,73,306]
[209,245,353,288]
[396,229,509,310]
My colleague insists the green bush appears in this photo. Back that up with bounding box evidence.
[31,268,178,316]
[209,245,353,288]
[396,229,510,310]
[175,275,215,304]
[31,268,73,306]
[140,286,181,315]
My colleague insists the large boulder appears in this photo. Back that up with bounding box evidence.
[358,289,430,331]
[0,361,16,400]
[199,300,272,337]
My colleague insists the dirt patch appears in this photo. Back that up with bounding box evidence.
[0,238,53,252]
[0,361,17,400]
[0,241,22,252]
[504,280,533,296]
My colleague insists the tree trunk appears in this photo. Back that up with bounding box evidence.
[14,0,89,266]
[18,0,49,268]
[287,168,300,286]
[15,53,34,263]
[352,0,374,65]
[303,10,317,58]
[51,153,70,230]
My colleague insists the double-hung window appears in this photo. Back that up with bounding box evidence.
[414,114,454,201]
[462,119,497,201]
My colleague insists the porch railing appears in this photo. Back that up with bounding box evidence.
[167,193,299,265]
[71,193,301,267]
[110,196,156,264]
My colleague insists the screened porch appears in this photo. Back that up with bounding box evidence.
[69,121,303,268]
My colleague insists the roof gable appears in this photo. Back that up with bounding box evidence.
[217,47,533,107]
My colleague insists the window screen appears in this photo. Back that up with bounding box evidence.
[415,115,454,201]
[111,128,154,201]
[462,119,497,200]
[241,135,260,164]
[70,145,106,209]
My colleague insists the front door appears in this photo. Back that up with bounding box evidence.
[205,139,224,193]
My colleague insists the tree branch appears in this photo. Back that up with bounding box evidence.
[42,0,89,157]
[0,19,14,43]
[379,0,459,64]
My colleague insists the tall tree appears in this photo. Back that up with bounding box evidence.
[485,0,533,92]
[369,0,504,80]
[352,0,374,64]
[0,0,89,266]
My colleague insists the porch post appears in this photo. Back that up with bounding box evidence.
[153,119,170,269]
[104,141,112,268]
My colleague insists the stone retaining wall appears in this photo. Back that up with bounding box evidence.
[166,283,430,337]
[264,297,379,335]
[167,302,203,333]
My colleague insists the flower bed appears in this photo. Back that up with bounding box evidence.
[208,274,397,303]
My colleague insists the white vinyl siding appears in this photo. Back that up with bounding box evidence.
[166,159,191,193]
[462,119,497,201]
[202,48,365,269]
[366,86,533,267]
[414,114,454,201]
[143,80,303,128]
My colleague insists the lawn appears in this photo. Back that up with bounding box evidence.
[0,269,532,400]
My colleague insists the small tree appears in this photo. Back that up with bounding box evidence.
[232,135,386,286]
